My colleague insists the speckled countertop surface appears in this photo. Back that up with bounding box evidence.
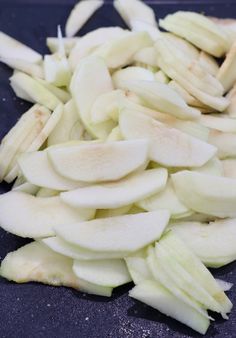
[0,1,236,337]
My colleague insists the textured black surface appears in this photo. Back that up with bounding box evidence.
[0,1,236,337]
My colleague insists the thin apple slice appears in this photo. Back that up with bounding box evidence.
[72,259,131,287]
[217,41,236,93]
[69,27,128,69]
[18,150,82,191]
[170,219,236,267]
[115,79,200,120]
[192,157,223,176]
[10,72,61,110]
[55,210,170,253]
[70,56,115,139]
[0,241,80,289]
[0,191,95,238]
[93,32,152,69]
[133,47,157,67]
[48,139,149,183]
[125,256,152,285]
[159,231,232,316]
[75,277,112,297]
[61,168,168,209]
[222,159,236,178]
[131,20,160,40]
[129,280,210,335]
[154,242,224,314]
[42,237,131,260]
[0,31,42,63]
[198,51,219,76]
[0,57,43,78]
[114,0,157,29]
[200,114,236,133]
[119,109,216,167]
[147,247,211,319]
[0,104,50,181]
[137,179,190,219]
[172,170,236,217]
[65,0,104,37]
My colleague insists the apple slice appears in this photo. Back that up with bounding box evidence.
[0,31,42,63]
[133,47,157,67]
[115,79,200,120]
[47,37,78,55]
[217,41,236,93]
[0,242,80,289]
[0,104,50,181]
[55,210,170,253]
[70,56,115,139]
[137,179,190,219]
[147,246,211,319]
[18,150,82,191]
[0,57,43,78]
[192,157,223,176]
[129,280,210,335]
[113,67,156,87]
[48,139,149,183]
[36,78,71,103]
[154,241,225,315]
[170,219,236,267]
[0,191,95,238]
[60,168,168,209]
[10,72,61,110]
[93,32,152,69]
[172,170,236,217]
[222,159,236,178]
[72,259,131,287]
[119,109,216,167]
[125,256,152,285]
[159,232,232,316]
[42,237,131,260]
[200,114,236,133]
[75,277,112,297]
[114,0,157,29]
[65,0,104,37]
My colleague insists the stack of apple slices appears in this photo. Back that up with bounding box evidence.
[1,0,236,334]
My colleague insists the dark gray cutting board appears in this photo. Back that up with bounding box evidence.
[0,1,236,337]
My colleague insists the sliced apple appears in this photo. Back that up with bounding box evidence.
[48,139,149,183]
[114,0,157,29]
[61,168,168,209]
[200,114,236,133]
[209,129,236,159]
[42,237,131,260]
[70,56,115,139]
[133,47,157,67]
[192,157,223,176]
[18,150,82,191]
[47,37,78,55]
[112,67,156,87]
[69,27,128,69]
[147,246,211,319]
[217,41,236,93]
[93,31,152,69]
[119,109,216,167]
[0,241,80,289]
[131,20,160,40]
[137,179,190,219]
[0,57,43,78]
[72,259,131,287]
[116,80,200,120]
[0,31,42,63]
[172,170,236,217]
[159,231,232,315]
[55,210,170,253]
[10,72,61,110]
[44,53,71,87]
[170,219,236,267]
[74,277,112,297]
[125,256,152,285]
[0,104,50,181]
[65,0,104,37]
[129,280,210,335]
[96,205,132,219]
[0,191,95,238]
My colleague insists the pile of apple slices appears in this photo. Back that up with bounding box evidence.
[1,0,236,334]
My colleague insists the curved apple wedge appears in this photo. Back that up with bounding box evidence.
[72,259,131,287]
[54,210,170,253]
[18,151,83,191]
[48,139,149,183]
[129,280,210,335]
[0,191,95,238]
[60,168,168,209]
[172,170,236,217]
[119,109,216,167]
[0,242,80,290]
[170,219,236,267]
